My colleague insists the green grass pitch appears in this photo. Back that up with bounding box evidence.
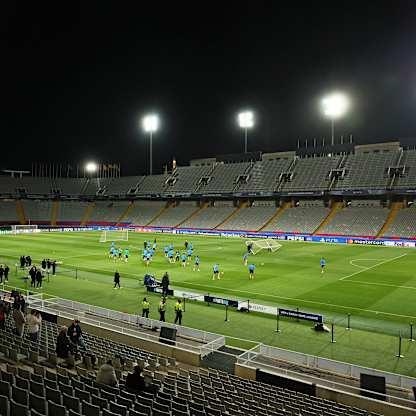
[1,231,416,377]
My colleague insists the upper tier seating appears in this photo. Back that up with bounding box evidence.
[127,201,167,225]
[319,200,389,236]
[23,200,52,223]
[200,162,251,194]
[0,201,17,223]
[138,175,169,195]
[179,201,235,229]
[263,200,329,234]
[281,156,341,191]
[384,204,416,238]
[103,176,145,196]
[220,201,276,231]
[166,165,214,194]
[238,158,293,192]
[334,152,398,190]
[394,149,416,188]
[54,178,87,196]
[150,202,198,227]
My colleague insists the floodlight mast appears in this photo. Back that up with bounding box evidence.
[238,111,254,153]
[142,114,159,175]
[321,93,349,145]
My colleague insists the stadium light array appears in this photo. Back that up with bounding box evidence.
[237,110,255,153]
[141,113,160,175]
[85,162,98,173]
[321,92,350,145]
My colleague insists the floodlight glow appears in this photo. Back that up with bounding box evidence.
[238,111,254,129]
[321,93,349,119]
[85,162,97,173]
[142,114,159,133]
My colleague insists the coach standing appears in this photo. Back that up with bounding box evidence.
[114,271,120,289]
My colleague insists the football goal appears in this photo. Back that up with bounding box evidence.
[11,224,39,234]
[246,239,282,255]
[99,229,129,243]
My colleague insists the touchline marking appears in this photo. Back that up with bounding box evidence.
[339,253,408,281]
[343,280,416,290]
[180,281,416,319]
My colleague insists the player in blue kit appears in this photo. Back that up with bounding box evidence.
[124,248,129,263]
[243,252,249,266]
[320,257,326,274]
[212,263,220,280]
[181,253,187,267]
[248,263,256,280]
[168,249,174,263]
[193,255,200,272]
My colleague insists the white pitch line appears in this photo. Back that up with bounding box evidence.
[349,258,381,269]
[180,281,416,319]
[339,253,408,281]
[343,280,416,290]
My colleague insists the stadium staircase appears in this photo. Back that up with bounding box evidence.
[175,202,208,228]
[115,201,135,225]
[376,201,404,238]
[50,200,59,226]
[15,200,27,225]
[145,201,171,226]
[312,201,344,235]
[80,202,95,226]
[275,157,296,191]
[257,201,291,231]
[214,201,248,229]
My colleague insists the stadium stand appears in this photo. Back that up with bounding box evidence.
[200,162,251,194]
[237,158,293,193]
[23,200,52,223]
[88,201,131,224]
[334,152,398,190]
[138,174,169,195]
[0,201,18,223]
[127,200,167,226]
[263,201,329,234]
[166,165,214,194]
[281,155,341,191]
[220,201,276,231]
[150,201,199,227]
[179,201,236,229]
[57,201,92,223]
[15,177,52,195]
[0,177,16,195]
[319,200,389,237]
[394,149,416,189]
[104,176,145,196]
[384,203,416,238]
[54,178,87,196]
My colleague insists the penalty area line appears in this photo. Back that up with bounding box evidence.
[339,253,408,281]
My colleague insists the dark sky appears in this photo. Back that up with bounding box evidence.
[3,1,416,175]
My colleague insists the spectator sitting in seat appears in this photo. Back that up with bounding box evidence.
[56,326,73,359]
[96,360,118,387]
[125,363,146,393]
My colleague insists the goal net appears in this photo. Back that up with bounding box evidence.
[99,229,129,243]
[11,224,39,235]
[246,239,282,255]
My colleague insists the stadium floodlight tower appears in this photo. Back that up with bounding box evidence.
[142,113,159,175]
[321,92,349,145]
[238,110,254,153]
[85,161,97,176]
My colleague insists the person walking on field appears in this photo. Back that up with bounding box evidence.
[114,271,121,288]
[174,299,183,325]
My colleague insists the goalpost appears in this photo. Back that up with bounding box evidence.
[99,228,129,243]
[11,224,39,235]
[246,239,282,255]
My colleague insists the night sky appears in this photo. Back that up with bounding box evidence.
[3,2,416,175]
